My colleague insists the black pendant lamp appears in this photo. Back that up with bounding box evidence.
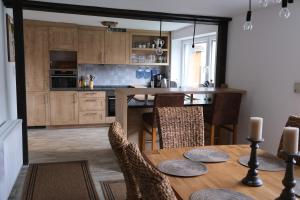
[243,0,253,31]
[155,20,164,56]
[192,20,196,48]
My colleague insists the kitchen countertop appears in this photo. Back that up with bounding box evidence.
[50,85,134,92]
[128,97,212,108]
[115,87,247,134]
[116,87,247,96]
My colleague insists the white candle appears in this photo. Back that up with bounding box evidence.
[249,117,263,141]
[283,127,299,154]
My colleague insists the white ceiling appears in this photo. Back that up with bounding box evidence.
[29,0,279,18]
[23,10,193,31]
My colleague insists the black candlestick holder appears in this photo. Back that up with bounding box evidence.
[276,151,300,200]
[242,137,264,187]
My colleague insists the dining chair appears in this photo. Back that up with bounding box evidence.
[140,93,185,151]
[277,115,300,165]
[108,122,141,200]
[156,106,205,149]
[203,93,242,145]
[125,142,178,200]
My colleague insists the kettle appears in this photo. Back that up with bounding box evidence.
[161,78,168,88]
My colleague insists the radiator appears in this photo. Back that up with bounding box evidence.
[0,120,23,200]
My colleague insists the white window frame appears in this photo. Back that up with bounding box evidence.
[180,34,217,87]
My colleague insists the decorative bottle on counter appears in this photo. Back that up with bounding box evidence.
[89,80,94,90]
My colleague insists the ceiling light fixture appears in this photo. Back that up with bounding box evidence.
[192,20,196,48]
[155,20,164,56]
[243,0,253,31]
[279,0,291,18]
[243,0,294,31]
[101,21,118,32]
[259,0,269,8]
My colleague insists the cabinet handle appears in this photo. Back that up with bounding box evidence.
[85,113,97,116]
[86,92,96,95]
[85,99,97,102]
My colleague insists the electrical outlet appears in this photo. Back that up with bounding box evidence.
[294,82,300,93]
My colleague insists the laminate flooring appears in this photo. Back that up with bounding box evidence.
[8,127,124,200]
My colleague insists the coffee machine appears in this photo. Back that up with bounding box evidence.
[153,74,168,88]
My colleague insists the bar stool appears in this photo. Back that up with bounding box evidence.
[140,93,185,151]
[204,93,242,145]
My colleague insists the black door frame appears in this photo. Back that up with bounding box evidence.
[3,0,231,165]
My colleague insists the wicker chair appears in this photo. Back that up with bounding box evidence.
[277,115,300,165]
[125,142,177,200]
[156,106,205,149]
[141,93,185,151]
[108,122,141,200]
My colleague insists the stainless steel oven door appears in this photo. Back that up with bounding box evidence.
[107,96,116,117]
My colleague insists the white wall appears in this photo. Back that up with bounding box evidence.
[227,2,300,154]
[0,1,9,125]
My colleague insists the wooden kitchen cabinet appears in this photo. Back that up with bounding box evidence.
[78,91,106,124]
[104,31,129,64]
[27,92,50,126]
[24,23,49,92]
[50,92,78,125]
[49,26,78,51]
[78,28,105,64]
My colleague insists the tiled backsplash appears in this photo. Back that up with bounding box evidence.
[78,64,166,86]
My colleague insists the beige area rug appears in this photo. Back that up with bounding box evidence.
[22,161,99,200]
[100,180,126,200]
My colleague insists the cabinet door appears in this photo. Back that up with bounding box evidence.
[50,92,78,125]
[24,24,49,92]
[104,32,129,64]
[27,92,50,126]
[78,29,105,64]
[49,26,78,51]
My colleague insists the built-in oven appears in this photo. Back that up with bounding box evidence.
[105,86,134,117]
[49,50,78,90]
[50,69,77,89]
[107,95,116,117]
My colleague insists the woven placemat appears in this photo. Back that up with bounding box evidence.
[190,189,254,200]
[184,148,229,163]
[158,159,208,177]
[239,153,286,172]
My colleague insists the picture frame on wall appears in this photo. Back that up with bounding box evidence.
[6,14,15,62]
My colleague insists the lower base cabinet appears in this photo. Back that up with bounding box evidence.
[50,91,79,125]
[79,111,105,124]
[27,92,50,126]
[28,91,110,126]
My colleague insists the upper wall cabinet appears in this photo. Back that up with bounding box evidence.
[129,31,170,66]
[24,23,49,92]
[49,26,78,51]
[78,28,105,64]
[104,31,129,65]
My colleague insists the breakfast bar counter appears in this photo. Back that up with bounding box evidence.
[116,87,247,137]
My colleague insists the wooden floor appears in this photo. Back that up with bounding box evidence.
[9,127,123,200]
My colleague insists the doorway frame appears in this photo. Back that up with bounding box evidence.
[3,0,231,165]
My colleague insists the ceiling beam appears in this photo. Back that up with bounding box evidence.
[3,0,232,24]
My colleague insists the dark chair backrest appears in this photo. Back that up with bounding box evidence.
[152,93,185,122]
[211,93,242,125]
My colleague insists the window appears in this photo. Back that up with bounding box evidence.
[180,34,217,87]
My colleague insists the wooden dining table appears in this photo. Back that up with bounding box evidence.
[144,145,300,200]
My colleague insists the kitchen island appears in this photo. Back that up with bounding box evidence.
[116,87,247,141]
